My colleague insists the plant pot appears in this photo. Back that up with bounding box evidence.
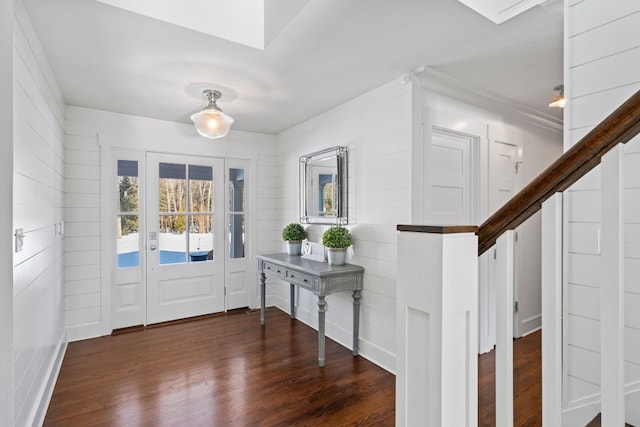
[286,240,302,256]
[326,247,347,266]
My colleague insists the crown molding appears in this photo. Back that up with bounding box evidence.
[413,67,563,134]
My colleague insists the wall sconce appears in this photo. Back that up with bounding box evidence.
[191,89,234,139]
[548,84,565,108]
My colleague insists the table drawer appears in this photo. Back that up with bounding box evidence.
[263,262,286,279]
[286,270,314,290]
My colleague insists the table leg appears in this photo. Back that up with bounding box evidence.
[353,289,361,356]
[260,272,266,326]
[317,295,327,367]
[290,283,296,319]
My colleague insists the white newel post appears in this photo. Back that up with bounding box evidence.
[396,225,478,427]
[601,144,625,425]
[541,193,563,426]
[495,230,515,427]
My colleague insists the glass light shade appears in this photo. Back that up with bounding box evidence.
[548,95,566,108]
[190,108,234,139]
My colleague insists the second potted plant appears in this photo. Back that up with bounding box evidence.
[282,222,307,256]
[321,226,352,266]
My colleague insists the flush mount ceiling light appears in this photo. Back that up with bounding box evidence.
[190,89,234,139]
[548,84,565,108]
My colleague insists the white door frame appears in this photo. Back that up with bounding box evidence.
[99,131,258,334]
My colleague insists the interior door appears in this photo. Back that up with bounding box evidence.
[424,126,474,225]
[146,153,225,324]
[489,140,519,338]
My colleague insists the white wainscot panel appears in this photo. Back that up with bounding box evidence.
[65,264,100,281]
[64,149,99,166]
[568,166,601,191]
[64,251,101,268]
[569,84,640,130]
[625,224,640,259]
[64,222,100,238]
[64,193,100,208]
[566,345,601,386]
[567,190,602,222]
[570,11,640,67]
[625,327,640,366]
[625,151,640,186]
[568,0,640,37]
[64,236,100,252]
[565,376,601,404]
[65,278,101,296]
[570,47,640,98]
[624,293,640,329]
[567,253,601,287]
[625,188,640,223]
[64,134,99,151]
[65,306,101,326]
[567,284,601,320]
[626,258,640,294]
[65,293,100,311]
[567,222,601,255]
[64,178,100,194]
[567,314,601,352]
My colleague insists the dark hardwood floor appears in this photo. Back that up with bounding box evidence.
[478,329,542,427]
[44,308,395,426]
[45,309,544,426]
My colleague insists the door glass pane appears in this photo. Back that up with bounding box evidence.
[229,168,245,212]
[117,160,139,268]
[229,168,245,259]
[159,163,186,213]
[189,165,213,213]
[229,214,244,259]
[117,215,139,268]
[189,215,213,262]
[159,215,186,264]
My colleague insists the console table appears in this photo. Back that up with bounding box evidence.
[256,253,364,367]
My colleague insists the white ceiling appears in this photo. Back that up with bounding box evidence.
[22,0,563,135]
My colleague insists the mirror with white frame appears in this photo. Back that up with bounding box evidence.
[299,146,348,225]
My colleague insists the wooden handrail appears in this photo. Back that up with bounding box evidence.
[478,89,640,255]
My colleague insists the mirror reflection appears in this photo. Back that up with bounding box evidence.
[300,146,347,225]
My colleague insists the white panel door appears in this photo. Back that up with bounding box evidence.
[489,141,517,214]
[489,140,519,337]
[146,153,225,324]
[424,127,473,225]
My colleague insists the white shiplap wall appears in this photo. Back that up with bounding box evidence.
[0,0,13,425]
[564,0,640,423]
[276,79,413,372]
[63,106,277,341]
[12,2,66,426]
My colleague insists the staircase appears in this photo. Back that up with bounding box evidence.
[396,89,640,426]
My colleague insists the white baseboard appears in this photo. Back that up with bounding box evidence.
[66,321,104,342]
[31,331,67,427]
[271,295,396,374]
[519,314,541,337]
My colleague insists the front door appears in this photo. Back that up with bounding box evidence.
[146,153,225,324]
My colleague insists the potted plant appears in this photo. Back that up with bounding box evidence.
[282,223,307,255]
[321,226,352,266]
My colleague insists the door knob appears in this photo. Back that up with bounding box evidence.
[149,244,157,251]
